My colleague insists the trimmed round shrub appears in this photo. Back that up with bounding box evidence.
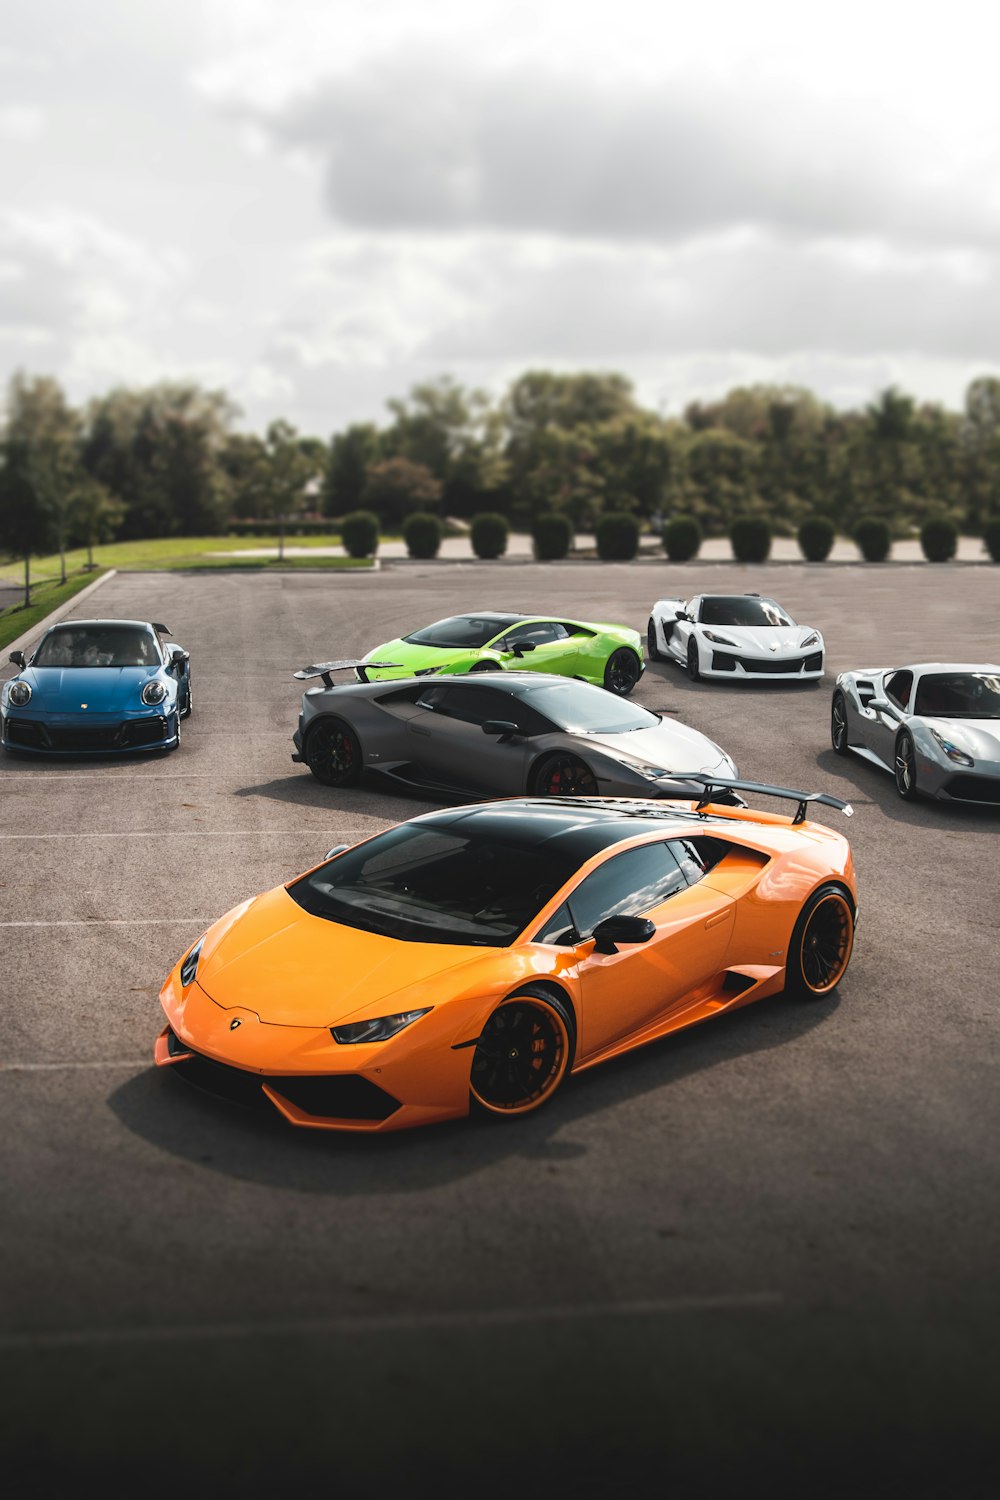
[339,509,380,559]
[470,511,509,560]
[919,515,958,563]
[531,512,573,561]
[983,517,1000,562]
[662,515,701,562]
[730,515,772,563]
[596,511,641,561]
[403,511,443,559]
[797,515,835,562]
[853,516,891,563]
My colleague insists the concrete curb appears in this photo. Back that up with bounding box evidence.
[4,569,118,657]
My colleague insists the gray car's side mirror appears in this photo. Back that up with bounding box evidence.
[481,719,520,739]
[592,914,656,955]
[9,650,25,668]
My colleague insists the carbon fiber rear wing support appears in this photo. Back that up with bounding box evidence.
[293,659,403,688]
[684,775,853,825]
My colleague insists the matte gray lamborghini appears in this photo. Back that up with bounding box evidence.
[831,662,1000,805]
[291,663,738,800]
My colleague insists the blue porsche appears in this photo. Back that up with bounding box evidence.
[2,619,191,756]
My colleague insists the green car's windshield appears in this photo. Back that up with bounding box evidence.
[289,825,577,946]
[914,672,1000,719]
[521,680,658,734]
[404,614,520,649]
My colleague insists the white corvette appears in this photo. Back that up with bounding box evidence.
[647,593,825,683]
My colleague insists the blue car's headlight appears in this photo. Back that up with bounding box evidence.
[180,939,203,988]
[331,1008,431,1044]
[141,680,168,706]
[929,728,974,767]
[8,681,31,706]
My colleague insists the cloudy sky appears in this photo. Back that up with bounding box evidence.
[2,0,1000,436]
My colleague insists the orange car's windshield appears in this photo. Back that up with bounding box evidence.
[289,825,578,946]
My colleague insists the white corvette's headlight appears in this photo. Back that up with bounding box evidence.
[703,631,738,647]
[801,632,820,649]
[141,680,167,706]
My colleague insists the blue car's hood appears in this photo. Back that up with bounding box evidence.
[23,666,166,713]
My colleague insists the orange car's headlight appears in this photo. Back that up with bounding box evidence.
[331,1008,432,1045]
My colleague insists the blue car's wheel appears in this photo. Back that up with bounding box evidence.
[180,675,193,719]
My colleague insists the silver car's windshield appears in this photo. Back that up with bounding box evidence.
[698,597,793,628]
[33,625,159,668]
[404,615,520,649]
[914,672,1000,719]
[289,825,577,946]
[521,681,658,734]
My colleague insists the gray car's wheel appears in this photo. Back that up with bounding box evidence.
[646,618,663,661]
[785,884,855,999]
[686,637,701,682]
[831,691,849,755]
[604,648,641,696]
[531,752,599,797]
[305,717,362,787]
[894,730,919,800]
[469,988,575,1119]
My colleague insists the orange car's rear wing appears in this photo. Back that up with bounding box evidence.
[685,775,853,825]
[294,659,403,688]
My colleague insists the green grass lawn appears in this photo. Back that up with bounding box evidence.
[0,533,386,584]
[0,570,110,653]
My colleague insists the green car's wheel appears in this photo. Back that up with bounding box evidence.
[469,989,575,1118]
[469,661,500,673]
[305,717,362,787]
[604,648,641,696]
[531,753,598,797]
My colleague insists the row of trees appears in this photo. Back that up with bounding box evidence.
[4,369,1000,600]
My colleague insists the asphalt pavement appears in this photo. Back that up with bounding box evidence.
[1,560,998,1498]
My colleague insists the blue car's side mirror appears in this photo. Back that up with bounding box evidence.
[9,650,25,668]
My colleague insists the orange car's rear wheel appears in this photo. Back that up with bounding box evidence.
[786,885,855,998]
[470,990,574,1118]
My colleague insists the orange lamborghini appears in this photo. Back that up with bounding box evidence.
[155,780,857,1132]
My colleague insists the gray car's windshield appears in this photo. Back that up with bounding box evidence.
[33,625,159,668]
[698,597,793,628]
[289,825,578,946]
[404,615,520,649]
[521,681,658,734]
[914,672,1000,719]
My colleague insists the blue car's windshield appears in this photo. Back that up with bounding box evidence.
[289,825,577,946]
[404,615,520,649]
[33,625,159,669]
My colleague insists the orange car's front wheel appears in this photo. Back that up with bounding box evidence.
[470,989,575,1118]
[785,884,855,998]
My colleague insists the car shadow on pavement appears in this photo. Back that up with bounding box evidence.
[813,747,1000,830]
[233,773,445,812]
[108,985,840,1194]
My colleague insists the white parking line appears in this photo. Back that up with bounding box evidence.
[0,830,344,839]
[0,1292,782,1350]
[0,919,214,926]
[0,773,216,779]
[1,1059,149,1073]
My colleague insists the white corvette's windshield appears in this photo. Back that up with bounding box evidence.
[698,597,794,628]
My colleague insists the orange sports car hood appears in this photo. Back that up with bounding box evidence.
[196,885,490,1028]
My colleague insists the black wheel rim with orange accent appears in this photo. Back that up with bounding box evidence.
[470,1000,569,1114]
[539,755,598,796]
[800,893,853,993]
[307,723,357,784]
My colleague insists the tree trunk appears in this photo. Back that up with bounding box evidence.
[23,552,30,609]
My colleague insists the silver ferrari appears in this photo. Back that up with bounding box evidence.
[291,665,738,800]
[831,662,1000,805]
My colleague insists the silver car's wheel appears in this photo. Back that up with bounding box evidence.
[831,691,849,756]
[894,730,919,801]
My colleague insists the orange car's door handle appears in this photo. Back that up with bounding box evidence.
[704,910,729,930]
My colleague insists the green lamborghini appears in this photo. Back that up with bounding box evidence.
[360,612,645,695]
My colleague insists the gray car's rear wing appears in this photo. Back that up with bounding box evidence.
[293,659,403,688]
[684,774,853,825]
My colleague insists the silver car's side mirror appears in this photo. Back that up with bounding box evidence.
[867,696,899,716]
